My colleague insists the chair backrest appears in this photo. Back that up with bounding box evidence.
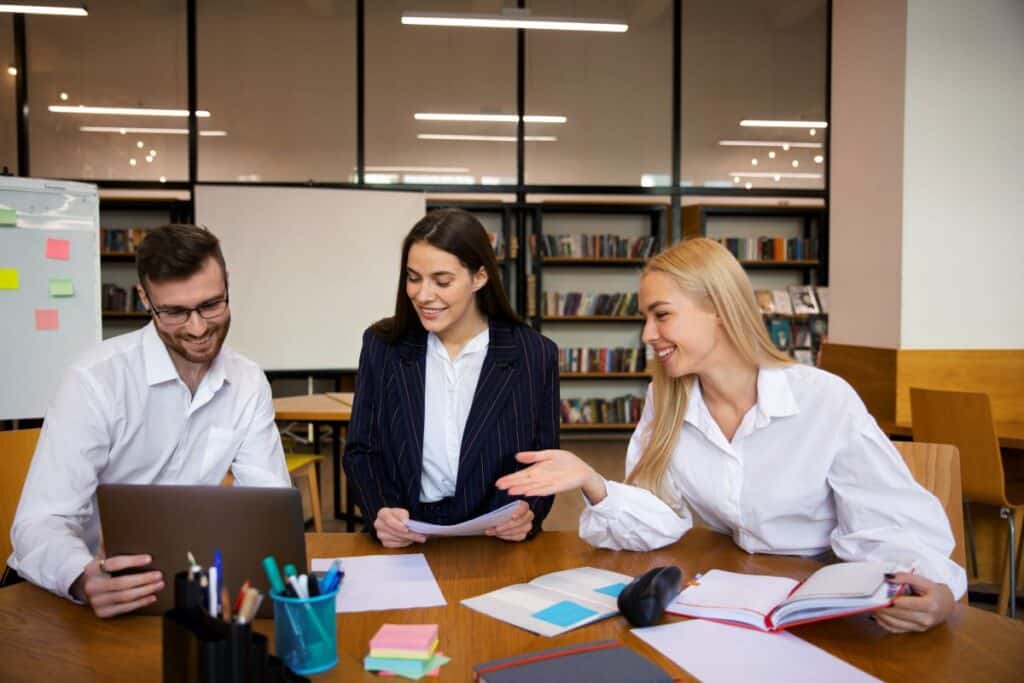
[0,429,41,564]
[892,441,968,583]
[909,387,1007,507]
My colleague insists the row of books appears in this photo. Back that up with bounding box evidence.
[101,283,146,312]
[544,291,639,318]
[767,316,828,352]
[559,347,647,374]
[755,285,829,315]
[486,231,518,260]
[560,394,644,425]
[100,228,146,254]
[535,234,659,259]
[714,236,817,262]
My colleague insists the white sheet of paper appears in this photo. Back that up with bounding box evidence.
[405,501,520,537]
[632,619,881,683]
[311,553,446,613]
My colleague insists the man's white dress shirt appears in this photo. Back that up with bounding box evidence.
[9,323,289,599]
[579,364,968,599]
[420,328,489,502]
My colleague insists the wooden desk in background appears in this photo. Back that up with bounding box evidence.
[879,420,1024,451]
[273,393,357,530]
[0,529,1022,682]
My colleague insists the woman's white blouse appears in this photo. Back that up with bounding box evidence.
[578,364,968,599]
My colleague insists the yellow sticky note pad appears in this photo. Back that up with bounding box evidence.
[49,278,74,297]
[0,268,19,290]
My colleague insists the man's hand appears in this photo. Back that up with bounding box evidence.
[71,555,164,618]
[374,507,428,548]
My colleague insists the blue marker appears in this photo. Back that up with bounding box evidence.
[213,549,223,579]
[319,559,343,593]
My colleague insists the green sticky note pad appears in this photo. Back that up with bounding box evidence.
[49,278,74,297]
[0,208,15,226]
[0,268,19,289]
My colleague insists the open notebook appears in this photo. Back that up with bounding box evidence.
[462,567,633,637]
[667,563,903,632]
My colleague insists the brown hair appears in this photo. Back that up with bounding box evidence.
[373,208,520,343]
[136,224,227,286]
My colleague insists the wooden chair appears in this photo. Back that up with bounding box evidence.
[892,441,968,603]
[221,454,324,532]
[910,388,1024,617]
[0,429,41,579]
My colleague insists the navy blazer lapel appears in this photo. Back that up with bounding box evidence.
[457,320,521,487]
[396,329,427,502]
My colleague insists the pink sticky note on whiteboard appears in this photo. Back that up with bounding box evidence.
[35,309,59,331]
[46,238,71,260]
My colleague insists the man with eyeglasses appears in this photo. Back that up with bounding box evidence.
[7,224,289,617]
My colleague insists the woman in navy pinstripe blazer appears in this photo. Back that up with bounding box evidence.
[344,209,559,547]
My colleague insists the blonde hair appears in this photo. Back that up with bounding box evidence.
[626,238,792,500]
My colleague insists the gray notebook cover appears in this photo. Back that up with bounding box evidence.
[474,640,672,683]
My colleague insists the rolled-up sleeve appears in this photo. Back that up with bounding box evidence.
[579,383,693,551]
[828,414,968,599]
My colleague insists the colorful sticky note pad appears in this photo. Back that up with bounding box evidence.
[531,600,598,628]
[35,309,59,331]
[0,208,15,226]
[45,238,71,260]
[0,268,18,290]
[49,278,74,297]
[595,582,627,598]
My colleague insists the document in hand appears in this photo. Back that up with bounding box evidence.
[462,567,634,637]
[667,562,901,631]
[405,501,520,537]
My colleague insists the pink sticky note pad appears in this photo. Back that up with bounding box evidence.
[46,238,71,260]
[35,309,59,331]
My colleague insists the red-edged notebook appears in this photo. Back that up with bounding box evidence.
[666,563,906,632]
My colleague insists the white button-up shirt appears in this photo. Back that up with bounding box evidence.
[9,323,289,599]
[579,364,968,599]
[420,328,489,502]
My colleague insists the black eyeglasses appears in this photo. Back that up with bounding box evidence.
[147,293,230,326]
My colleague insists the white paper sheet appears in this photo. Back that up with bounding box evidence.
[405,501,520,537]
[632,619,881,683]
[311,554,447,613]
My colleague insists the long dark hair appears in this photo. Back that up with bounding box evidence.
[372,208,521,343]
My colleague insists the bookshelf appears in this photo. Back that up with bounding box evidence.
[98,196,193,339]
[531,201,666,432]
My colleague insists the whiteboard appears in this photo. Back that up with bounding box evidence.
[195,185,426,370]
[0,177,101,421]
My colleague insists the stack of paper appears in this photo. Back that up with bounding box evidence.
[364,624,451,680]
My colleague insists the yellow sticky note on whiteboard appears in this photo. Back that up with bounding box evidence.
[0,268,19,289]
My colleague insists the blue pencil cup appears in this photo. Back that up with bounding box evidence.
[271,589,339,676]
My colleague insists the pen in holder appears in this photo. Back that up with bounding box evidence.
[163,571,310,683]
[270,587,340,676]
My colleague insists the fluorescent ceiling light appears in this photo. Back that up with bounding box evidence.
[719,140,822,149]
[740,120,828,128]
[0,2,87,16]
[729,172,823,179]
[364,165,470,173]
[415,113,566,124]
[51,105,211,118]
[402,11,627,33]
[418,133,556,142]
[403,174,476,185]
[79,126,226,136]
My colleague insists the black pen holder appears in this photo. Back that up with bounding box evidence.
[162,571,309,683]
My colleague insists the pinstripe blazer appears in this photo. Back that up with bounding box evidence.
[344,318,559,537]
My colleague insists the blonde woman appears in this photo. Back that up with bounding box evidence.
[496,238,965,633]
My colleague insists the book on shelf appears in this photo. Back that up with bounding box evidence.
[461,567,633,637]
[559,347,647,374]
[101,283,146,313]
[666,563,904,632]
[755,290,776,314]
[714,236,816,262]
[560,394,644,425]
[815,286,830,313]
[100,227,147,254]
[473,640,672,683]
[770,290,794,315]
[526,274,537,317]
[544,291,639,318]
[535,233,658,259]
[768,319,792,351]
[788,285,820,314]
[486,230,505,259]
[792,323,813,349]
[793,349,815,365]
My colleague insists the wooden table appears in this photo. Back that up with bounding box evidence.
[879,419,1024,451]
[273,393,357,529]
[1,529,1022,682]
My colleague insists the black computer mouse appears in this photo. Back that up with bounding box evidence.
[617,566,683,628]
